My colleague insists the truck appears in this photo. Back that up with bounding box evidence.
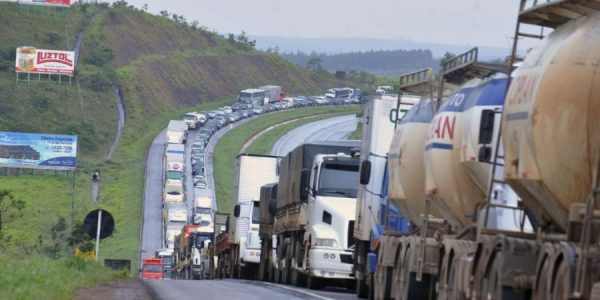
[163,202,187,248]
[166,120,187,144]
[184,112,206,130]
[193,188,214,227]
[260,141,361,290]
[258,85,282,103]
[141,258,164,280]
[155,248,174,279]
[214,154,280,279]
[257,183,278,282]
[352,93,418,296]
[172,224,213,280]
[211,212,228,279]
[366,48,528,299]
[163,180,184,203]
[165,144,185,175]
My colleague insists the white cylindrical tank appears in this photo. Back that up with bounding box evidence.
[424,74,508,229]
[503,13,600,231]
[388,99,441,226]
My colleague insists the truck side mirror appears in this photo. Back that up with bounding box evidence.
[478,146,492,162]
[359,160,372,185]
[478,109,495,144]
[300,169,311,200]
[234,204,241,218]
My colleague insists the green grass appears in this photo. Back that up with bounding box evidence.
[349,120,363,140]
[213,106,360,213]
[0,254,119,300]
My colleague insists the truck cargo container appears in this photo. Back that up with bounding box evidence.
[214,154,280,279]
[166,120,187,144]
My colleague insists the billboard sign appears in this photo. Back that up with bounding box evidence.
[15,47,75,75]
[0,131,77,170]
[18,0,71,7]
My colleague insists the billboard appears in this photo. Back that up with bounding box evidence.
[18,0,71,7]
[0,131,77,170]
[15,47,75,75]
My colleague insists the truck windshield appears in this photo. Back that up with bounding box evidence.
[317,162,359,198]
[195,234,211,248]
[143,264,162,272]
[195,207,211,214]
[160,257,172,265]
[184,115,196,121]
[252,201,260,224]
[166,171,182,180]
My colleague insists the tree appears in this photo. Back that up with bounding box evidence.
[441,52,456,64]
[306,57,323,73]
[159,10,169,17]
[142,3,148,11]
[0,189,25,238]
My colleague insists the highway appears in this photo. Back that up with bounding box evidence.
[141,111,359,299]
[271,115,359,156]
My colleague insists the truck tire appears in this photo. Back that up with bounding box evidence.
[356,277,369,298]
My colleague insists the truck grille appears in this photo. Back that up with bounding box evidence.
[340,254,353,264]
[347,220,355,248]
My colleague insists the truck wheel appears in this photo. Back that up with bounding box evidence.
[356,277,369,298]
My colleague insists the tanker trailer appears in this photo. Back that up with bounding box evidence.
[374,99,441,300]
[500,11,600,299]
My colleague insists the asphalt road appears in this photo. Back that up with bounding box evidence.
[272,115,358,156]
[144,279,335,300]
[140,110,360,300]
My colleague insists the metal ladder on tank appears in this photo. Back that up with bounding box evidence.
[480,0,600,234]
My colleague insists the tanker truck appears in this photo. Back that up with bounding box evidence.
[369,47,532,299]
[263,141,361,290]
[214,154,280,279]
[464,4,600,299]
[352,93,418,297]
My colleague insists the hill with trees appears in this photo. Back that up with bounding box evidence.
[280,49,440,77]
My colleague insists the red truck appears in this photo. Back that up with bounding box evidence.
[141,258,164,280]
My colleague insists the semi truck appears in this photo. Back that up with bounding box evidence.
[193,188,214,227]
[172,224,213,280]
[214,154,280,279]
[165,143,185,176]
[166,120,187,144]
[260,141,361,290]
[184,112,206,130]
[352,93,418,297]
[257,183,278,282]
[155,248,174,279]
[163,180,184,203]
[163,202,187,248]
[258,85,282,103]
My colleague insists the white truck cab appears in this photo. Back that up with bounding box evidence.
[305,152,360,280]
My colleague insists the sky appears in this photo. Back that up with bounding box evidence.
[109,0,522,49]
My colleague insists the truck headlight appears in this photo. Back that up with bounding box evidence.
[314,238,338,248]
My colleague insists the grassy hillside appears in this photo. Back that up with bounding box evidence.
[0,2,354,295]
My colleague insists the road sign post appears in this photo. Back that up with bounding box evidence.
[95,210,102,261]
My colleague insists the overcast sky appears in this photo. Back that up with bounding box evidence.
[111,0,521,48]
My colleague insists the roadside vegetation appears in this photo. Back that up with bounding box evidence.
[213,106,360,213]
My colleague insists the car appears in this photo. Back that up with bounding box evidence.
[223,106,233,114]
[215,109,226,117]
[215,116,228,126]
[232,103,244,111]
[245,109,254,116]
[193,139,205,147]
[252,107,263,114]
[195,181,207,189]
[240,110,249,118]
[206,111,216,119]
[193,174,206,184]
[192,163,204,176]
[192,149,204,157]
